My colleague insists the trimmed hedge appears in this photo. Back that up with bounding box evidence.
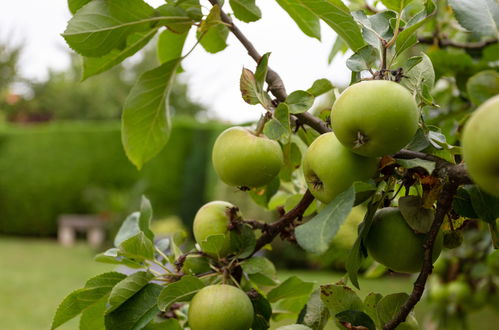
[0,119,226,236]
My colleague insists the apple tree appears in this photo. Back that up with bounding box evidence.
[52,0,499,329]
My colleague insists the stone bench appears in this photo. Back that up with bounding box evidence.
[58,215,106,248]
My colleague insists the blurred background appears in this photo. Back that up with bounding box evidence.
[0,1,498,330]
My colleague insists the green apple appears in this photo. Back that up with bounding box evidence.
[192,201,239,257]
[365,207,443,273]
[447,280,472,304]
[429,279,449,304]
[188,284,254,330]
[462,95,499,197]
[331,80,419,157]
[487,249,499,276]
[302,132,378,203]
[212,126,284,188]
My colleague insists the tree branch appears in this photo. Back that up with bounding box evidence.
[383,180,458,329]
[418,36,498,49]
[252,190,314,253]
[208,0,331,134]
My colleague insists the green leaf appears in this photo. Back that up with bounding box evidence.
[199,234,226,256]
[401,52,435,100]
[335,310,376,330]
[156,4,193,34]
[249,291,273,330]
[452,187,478,218]
[62,0,156,57]
[80,295,107,330]
[143,318,183,330]
[157,275,205,311]
[346,199,381,289]
[346,44,379,72]
[466,70,499,106]
[248,176,281,208]
[51,272,126,329]
[398,196,434,234]
[286,90,315,114]
[276,0,321,40]
[296,0,365,51]
[465,185,499,224]
[395,0,436,57]
[230,0,262,23]
[122,59,179,169]
[264,119,288,140]
[298,290,329,330]
[267,276,314,303]
[197,5,229,53]
[363,292,383,328]
[275,103,292,140]
[82,29,157,80]
[296,185,355,254]
[376,292,409,325]
[241,256,277,278]
[381,0,413,11]
[230,224,257,258]
[240,68,260,105]
[68,0,92,15]
[105,283,162,330]
[119,232,155,261]
[240,67,273,108]
[157,29,188,64]
[255,53,270,92]
[177,0,203,21]
[94,248,144,268]
[320,284,363,316]
[307,79,334,97]
[448,0,499,38]
[138,196,155,241]
[328,36,348,63]
[397,158,435,174]
[114,212,141,247]
[107,271,154,313]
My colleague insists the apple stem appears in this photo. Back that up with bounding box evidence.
[255,111,272,136]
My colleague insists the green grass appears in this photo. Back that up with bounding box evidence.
[0,237,497,330]
[0,237,113,330]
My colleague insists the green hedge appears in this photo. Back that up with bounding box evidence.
[0,119,226,236]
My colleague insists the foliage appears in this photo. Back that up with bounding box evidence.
[53,0,499,329]
[0,119,224,235]
[2,48,204,122]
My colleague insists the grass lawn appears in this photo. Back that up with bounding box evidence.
[0,237,497,329]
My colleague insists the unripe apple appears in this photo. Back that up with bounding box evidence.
[331,80,419,157]
[447,280,472,304]
[365,207,443,273]
[192,201,238,257]
[188,284,254,330]
[212,126,284,188]
[462,95,499,197]
[302,132,378,203]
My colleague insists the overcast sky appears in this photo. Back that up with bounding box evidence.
[0,0,351,123]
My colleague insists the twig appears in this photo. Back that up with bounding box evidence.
[207,0,330,134]
[252,190,314,253]
[418,36,498,50]
[383,180,459,329]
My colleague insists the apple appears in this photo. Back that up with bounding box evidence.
[192,201,239,257]
[302,132,378,203]
[365,207,443,273]
[188,284,254,330]
[487,249,499,276]
[212,126,284,188]
[331,80,419,157]
[447,280,472,304]
[462,95,499,197]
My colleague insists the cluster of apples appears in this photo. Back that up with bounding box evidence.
[183,200,255,330]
